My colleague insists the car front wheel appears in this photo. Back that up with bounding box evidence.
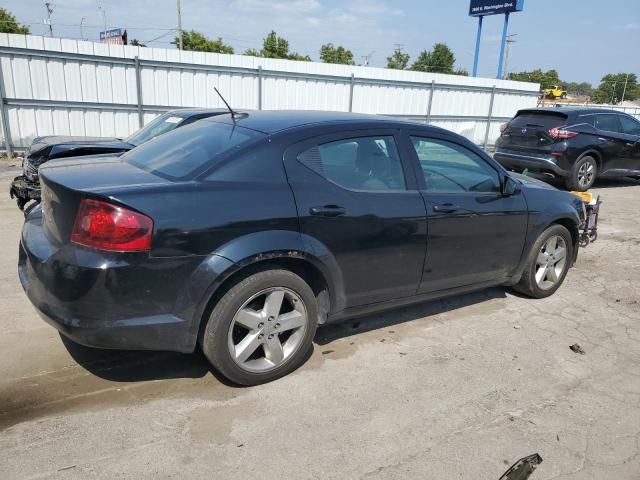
[513,224,573,299]
[201,269,318,385]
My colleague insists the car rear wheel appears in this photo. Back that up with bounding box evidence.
[201,269,318,385]
[565,155,597,191]
[513,224,573,299]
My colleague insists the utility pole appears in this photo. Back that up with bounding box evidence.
[362,51,375,67]
[98,6,107,37]
[621,74,629,103]
[44,3,54,37]
[502,34,517,80]
[79,17,85,40]
[177,0,183,50]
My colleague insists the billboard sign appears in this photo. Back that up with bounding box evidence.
[100,28,127,45]
[469,0,524,17]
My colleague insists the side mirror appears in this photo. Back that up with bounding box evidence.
[502,176,518,196]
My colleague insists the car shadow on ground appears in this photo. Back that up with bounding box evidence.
[60,287,507,384]
[314,287,507,345]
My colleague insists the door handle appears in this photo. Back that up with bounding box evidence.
[433,203,459,213]
[309,205,346,217]
[626,142,635,147]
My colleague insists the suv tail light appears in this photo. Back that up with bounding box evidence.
[500,122,509,133]
[548,126,578,139]
[71,198,153,252]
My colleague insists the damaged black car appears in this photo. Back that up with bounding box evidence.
[9,108,225,209]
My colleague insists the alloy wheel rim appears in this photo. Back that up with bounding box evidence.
[227,287,307,373]
[577,161,595,188]
[535,235,567,290]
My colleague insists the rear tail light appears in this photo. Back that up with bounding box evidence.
[500,122,509,133]
[548,126,578,139]
[71,198,153,252]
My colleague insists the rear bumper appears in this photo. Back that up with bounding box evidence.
[494,149,569,177]
[18,215,207,353]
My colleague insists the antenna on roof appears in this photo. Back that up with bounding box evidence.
[214,87,238,122]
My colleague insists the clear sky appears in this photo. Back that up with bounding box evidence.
[5,0,640,85]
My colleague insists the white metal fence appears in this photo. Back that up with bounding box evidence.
[0,33,542,155]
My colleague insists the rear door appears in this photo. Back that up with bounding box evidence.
[405,132,528,293]
[617,114,640,173]
[592,113,627,174]
[283,129,427,309]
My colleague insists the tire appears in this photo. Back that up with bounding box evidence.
[564,155,597,191]
[561,93,567,99]
[513,224,573,299]
[201,269,318,385]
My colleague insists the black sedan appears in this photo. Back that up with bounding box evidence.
[494,108,640,191]
[9,108,225,209]
[19,111,586,385]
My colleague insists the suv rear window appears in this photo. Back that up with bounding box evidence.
[510,112,567,129]
[124,121,264,179]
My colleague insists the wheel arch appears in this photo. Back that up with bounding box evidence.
[173,230,345,351]
[577,148,602,170]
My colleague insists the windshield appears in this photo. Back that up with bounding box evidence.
[123,121,265,179]
[125,112,186,146]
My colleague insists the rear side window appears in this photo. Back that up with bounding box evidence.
[619,115,640,135]
[510,112,567,129]
[297,136,406,191]
[595,114,622,133]
[124,122,264,179]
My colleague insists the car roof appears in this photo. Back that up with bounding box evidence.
[202,110,438,134]
[517,107,625,116]
[166,108,228,118]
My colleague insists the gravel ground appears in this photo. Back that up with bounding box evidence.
[0,161,639,479]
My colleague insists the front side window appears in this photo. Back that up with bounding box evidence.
[619,115,640,135]
[410,137,500,193]
[595,114,622,133]
[297,136,406,191]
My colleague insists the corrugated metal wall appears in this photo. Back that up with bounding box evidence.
[0,33,540,151]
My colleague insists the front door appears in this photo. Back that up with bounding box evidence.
[283,130,427,310]
[406,133,529,293]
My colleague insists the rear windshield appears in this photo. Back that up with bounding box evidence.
[510,112,568,129]
[123,121,265,179]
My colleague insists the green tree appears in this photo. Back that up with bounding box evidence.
[410,43,455,74]
[592,73,639,104]
[564,81,592,97]
[320,43,355,65]
[386,48,410,70]
[176,30,234,54]
[508,69,561,89]
[244,31,310,61]
[0,8,30,34]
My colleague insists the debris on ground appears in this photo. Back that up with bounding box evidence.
[498,453,543,480]
[569,344,586,355]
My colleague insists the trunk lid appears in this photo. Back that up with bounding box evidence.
[39,156,171,246]
[499,110,568,152]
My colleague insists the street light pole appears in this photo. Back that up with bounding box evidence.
[621,74,629,103]
[472,16,483,77]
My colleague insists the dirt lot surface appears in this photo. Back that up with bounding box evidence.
[1,161,639,479]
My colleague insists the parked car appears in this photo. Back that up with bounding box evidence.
[494,108,640,191]
[9,108,226,209]
[543,85,567,99]
[19,111,586,385]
